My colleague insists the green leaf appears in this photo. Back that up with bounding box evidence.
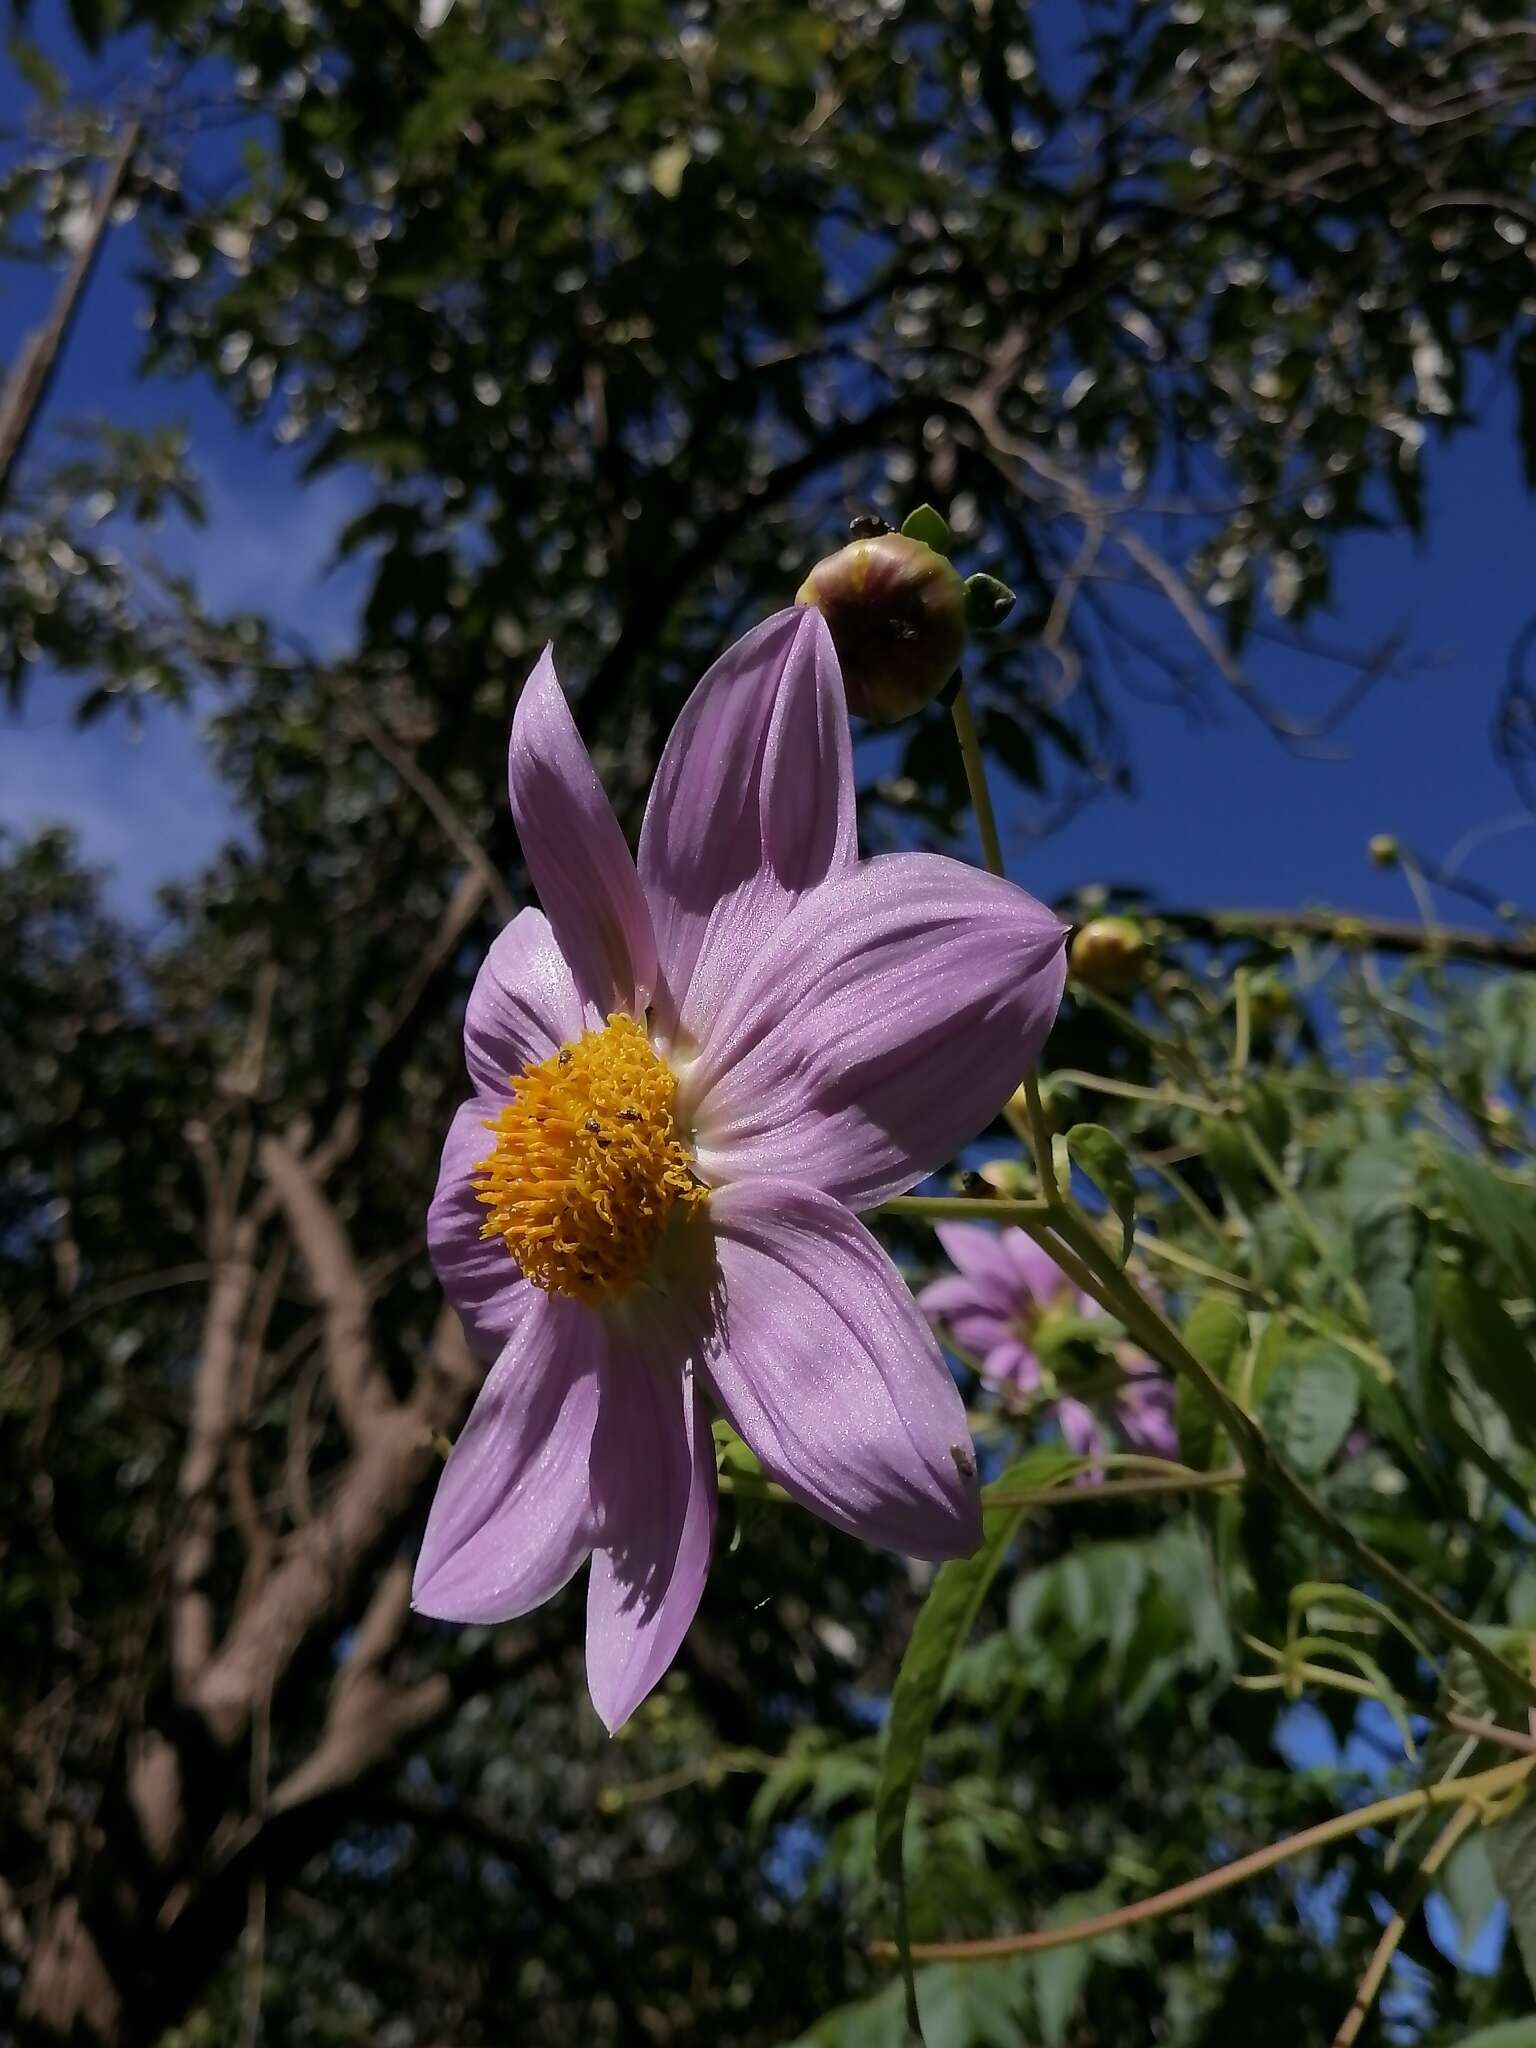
[1440,1830,1501,1956]
[900,503,950,553]
[1487,1787,1536,2000]
[1257,1342,1359,1477]
[1441,1153,1536,1299]
[1442,1268,1536,1452]
[1448,2025,1536,2048]
[875,1453,1071,2021]
[1339,1141,1420,1231]
[1176,1295,1245,1471]
[1064,1124,1136,1266]
[8,32,63,101]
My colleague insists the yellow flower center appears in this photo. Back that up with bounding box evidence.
[473,1013,706,1306]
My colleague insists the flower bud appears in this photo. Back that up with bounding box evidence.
[1070,915,1149,995]
[1245,969,1292,1035]
[798,530,968,724]
[978,1157,1032,1198]
[1367,834,1399,869]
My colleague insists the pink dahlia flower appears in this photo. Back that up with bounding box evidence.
[413,606,1067,1729]
[918,1222,1177,1465]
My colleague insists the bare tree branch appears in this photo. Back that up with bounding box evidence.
[190,1306,476,1744]
[258,1134,395,1442]
[0,122,140,506]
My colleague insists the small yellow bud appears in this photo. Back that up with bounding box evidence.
[1070,916,1149,995]
[1367,834,1399,868]
[1245,969,1292,1034]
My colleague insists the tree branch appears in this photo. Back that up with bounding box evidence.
[258,1134,395,1442]
[0,121,140,506]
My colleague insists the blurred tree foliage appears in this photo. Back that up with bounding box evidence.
[4,2,1536,2043]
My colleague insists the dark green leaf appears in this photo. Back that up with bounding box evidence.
[1442,1268,1536,1452]
[1488,1790,1536,2000]
[1176,1294,1245,1472]
[1441,1154,1536,1299]
[1065,1124,1135,1265]
[1258,1343,1359,1477]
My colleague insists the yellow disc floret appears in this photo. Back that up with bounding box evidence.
[474,1013,705,1305]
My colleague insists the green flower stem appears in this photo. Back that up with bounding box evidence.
[876,1194,1053,1224]
[1133,1233,1265,1295]
[1331,1800,1479,2048]
[1022,1072,1061,1203]
[983,1466,1244,1508]
[950,685,1003,878]
[716,1472,792,1504]
[874,1755,1533,1966]
[948,666,1536,1714]
[1140,1154,1229,1246]
[1230,966,1253,1074]
[1050,1067,1224,1117]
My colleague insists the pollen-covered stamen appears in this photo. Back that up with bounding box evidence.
[474,1013,706,1305]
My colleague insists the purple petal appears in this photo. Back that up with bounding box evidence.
[1116,1373,1179,1459]
[998,1229,1075,1309]
[916,1273,991,1319]
[428,1099,529,1362]
[1057,1397,1106,1463]
[981,1340,1043,1394]
[508,648,656,1015]
[639,607,855,1048]
[929,1301,1017,1360]
[464,906,590,1096]
[694,1178,981,1560]
[412,1293,599,1623]
[585,1348,716,1733]
[685,853,1067,1208]
[932,1222,1025,1313]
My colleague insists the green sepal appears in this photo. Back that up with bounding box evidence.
[899,502,951,553]
[964,571,1017,630]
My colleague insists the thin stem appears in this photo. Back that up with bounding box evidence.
[1134,1234,1264,1294]
[1141,1155,1228,1246]
[1398,851,1445,951]
[872,1758,1532,1965]
[1445,1714,1536,1759]
[1050,1068,1222,1116]
[1236,1662,1386,1704]
[877,1195,1054,1224]
[1239,1123,1371,1322]
[1022,1073,1061,1203]
[716,1472,792,1504]
[1231,968,1252,1075]
[984,1467,1244,1507]
[950,685,1004,878]
[1331,1801,1479,2048]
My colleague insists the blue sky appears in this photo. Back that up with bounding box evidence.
[4,9,1533,929]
